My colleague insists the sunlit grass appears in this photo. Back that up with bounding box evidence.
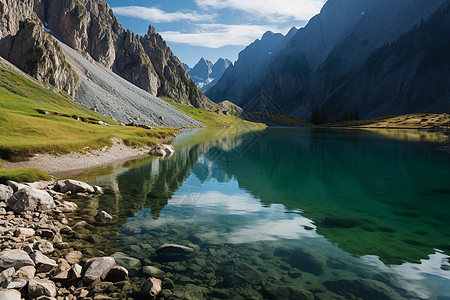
[0,168,50,184]
[162,97,264,128]
[0,65,177,161]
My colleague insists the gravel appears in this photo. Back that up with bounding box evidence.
[60,42,204,128]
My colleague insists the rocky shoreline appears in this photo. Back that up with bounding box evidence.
[0,178,184,299]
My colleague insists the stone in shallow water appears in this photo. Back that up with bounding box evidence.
[111,252,141,276]
[66,251,83,265]
[262,284,314,300]
[156,243,195,260]
[142,266,165,278]
[323,278,403,300]
[55,180,95,194]
[288,248,324,276]
[104,266,128,282]
[95,211,113,224]
[139,277,162,298]
[83,257,116,284]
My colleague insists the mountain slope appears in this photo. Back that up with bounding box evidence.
[188,57,232,92]
[61,42,203,127]
[0,0,212,110]
[206,29,297,106]
[209,0,449,121]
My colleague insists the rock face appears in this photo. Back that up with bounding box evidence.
[55,179,95,194]
[206,29,297,107]
[208,0,450,121]
[38,0,211,109]
[0,0,79,96]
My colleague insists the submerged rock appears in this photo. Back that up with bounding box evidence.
[55,180,95,194]
[0,249,34,271]
[324,278,403,300]
[139,277,162,298]
[156,243,195,260]
[112,252,141,276]
[94,211,113,224]
[142,266,165,278]
[262,284,314,300]
[65,251,83,265]
[104,266,128,282]
[7,187,55,212]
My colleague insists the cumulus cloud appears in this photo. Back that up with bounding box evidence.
[195,0,325,21]
[160,24,291,48]
[112,6,215,23]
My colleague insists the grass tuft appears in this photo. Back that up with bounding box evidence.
[0,168,50,184]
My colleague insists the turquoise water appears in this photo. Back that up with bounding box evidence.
[74,128,450,299]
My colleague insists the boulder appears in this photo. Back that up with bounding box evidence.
[65,251,83,265]
[25,181,53,190]
[55,180,95,194]
[94,211,113,224]
[31,251,58,273]
[112,252,141,276]
[139,277,162,298]
[153,144,175,157]
[155,243,195,259]
[82,257,116,284]
[0,289,21,300]
[6,181,28,193]
[0,249,34,271]
[28,278,57,298]
[7,187,55,212]
[104,266,128,282]
[0,184,13,201]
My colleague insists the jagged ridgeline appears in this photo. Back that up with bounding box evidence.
[0,0,211,110]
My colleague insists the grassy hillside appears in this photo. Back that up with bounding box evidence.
[162,97,264,128]
[0,64,177,162]
[324,113,450,129]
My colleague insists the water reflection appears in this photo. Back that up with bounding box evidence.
[72,127,450,299]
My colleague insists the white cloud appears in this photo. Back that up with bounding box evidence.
[160,24,291,48]
[196,0,325,21]
[112,6,215,23]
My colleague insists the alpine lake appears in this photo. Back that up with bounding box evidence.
[67,127,450,300]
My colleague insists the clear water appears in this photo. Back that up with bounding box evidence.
[72,128,450,299]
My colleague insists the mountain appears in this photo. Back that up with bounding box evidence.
[206,28,297,106]
[0,0,212,115]
[182,63,190,72]
[188,57,232,92]
[208,0,450,121]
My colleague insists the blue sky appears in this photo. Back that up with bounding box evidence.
[105,0,326,67]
